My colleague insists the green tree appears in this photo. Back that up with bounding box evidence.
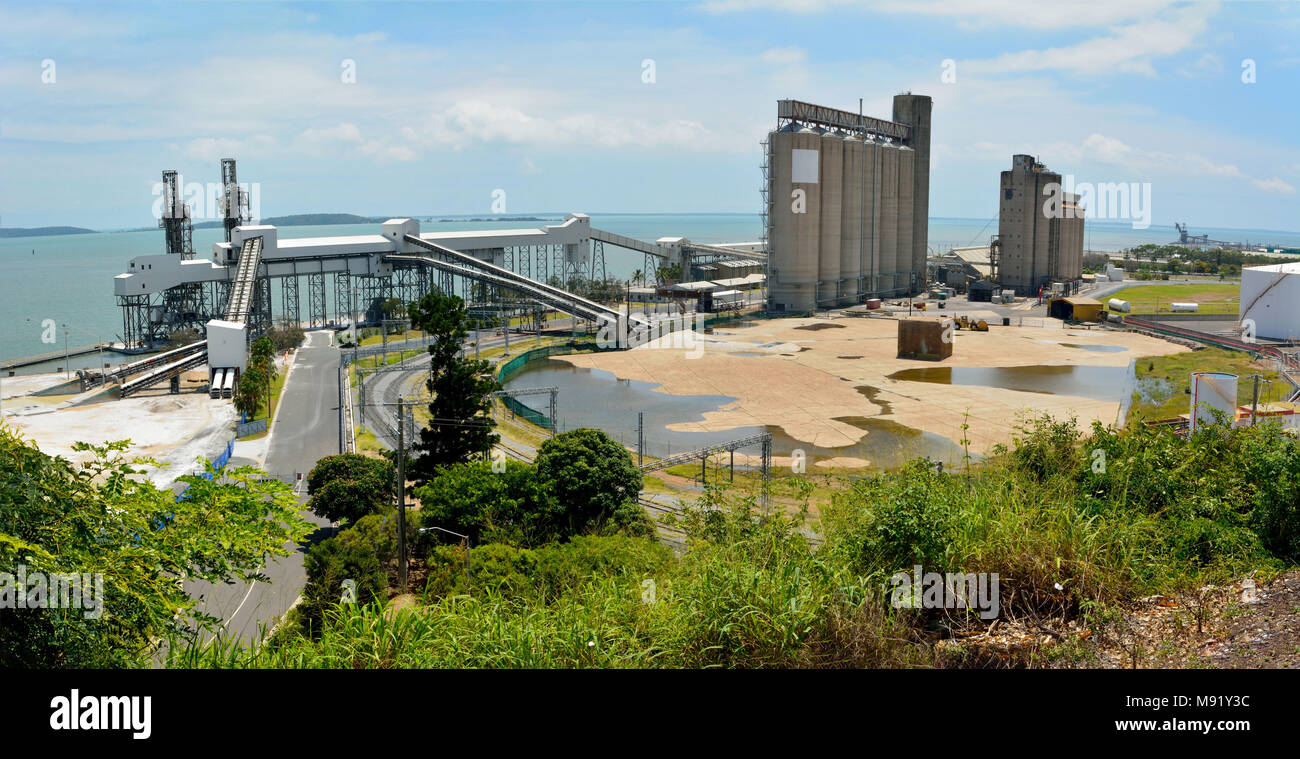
[0,430,313,667]
[533,428,648,537]
[414,459,553,549]
[407,292,501,484]
[233,365,266,420]
[306,453,396,525]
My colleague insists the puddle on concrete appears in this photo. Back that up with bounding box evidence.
[854,385,895,415]
[794,322,846,331]
[505,358,967,470]
[887,363,1135,402]
[838,355,864,359]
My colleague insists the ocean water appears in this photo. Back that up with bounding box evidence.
[3,213,1298,365]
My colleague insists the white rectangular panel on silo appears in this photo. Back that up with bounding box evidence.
[792,149,819,184]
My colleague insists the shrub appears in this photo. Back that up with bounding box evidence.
[299,515,395,637]
[306,454,395,526]
[413,460,552,549]
[534,428,644,536]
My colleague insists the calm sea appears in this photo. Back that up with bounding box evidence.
[3,214,1299,365]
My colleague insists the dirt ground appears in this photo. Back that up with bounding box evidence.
[3,368,235,484]
[557,314,1187,465]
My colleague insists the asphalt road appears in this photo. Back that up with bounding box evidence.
[184,329,339,644]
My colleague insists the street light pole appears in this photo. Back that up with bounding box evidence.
[396,395,408,591]
[418,525,469,584]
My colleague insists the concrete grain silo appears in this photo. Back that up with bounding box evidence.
[765,97,931,311]
[768,123,800,310]
[838,133,863,306]
[897,144,916,295]
[863,137,880,293]
[878,141,899,294]
[817,128,843,308]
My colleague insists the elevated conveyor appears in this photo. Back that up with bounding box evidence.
[394,235,652,343]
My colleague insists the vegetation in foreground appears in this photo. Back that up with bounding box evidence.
[0,426,314,668]
[173,414,1300,669]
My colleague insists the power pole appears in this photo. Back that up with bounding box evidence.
[396,396,409,591]
[637,412,644,467]
[1251,374,1261,426]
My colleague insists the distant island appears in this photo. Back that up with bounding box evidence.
[0,226,96,238]
[8,213,565,238]
[437,216,556,223]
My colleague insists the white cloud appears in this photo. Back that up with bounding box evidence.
[1253,177,1297,195]
[702,0,1188,30]
[354,31,387,44]
[964,3,1215,76]
[760,46,806,65]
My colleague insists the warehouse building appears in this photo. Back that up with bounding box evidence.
[764,95,932,312]
[996,155,1085,296]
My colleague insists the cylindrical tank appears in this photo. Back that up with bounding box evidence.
[768,123,799,311]
[862,137,880,294]
[897,145,916,294]
[817,128,842,309]
[1170,302,1199,313]
[787,125,822,312]
[1107,298,1131,313]
[878,141,900,294]
[838,133,862,306]
[1190,372,1239,432]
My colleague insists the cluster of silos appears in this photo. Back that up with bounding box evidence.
[766,95,931,313]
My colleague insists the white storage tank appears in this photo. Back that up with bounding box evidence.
[1107,298,1131,313]
[1189,372,1238,432]
[1170,302,1199,313]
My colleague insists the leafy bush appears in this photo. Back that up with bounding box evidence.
[413,460,552,549]
[534,428,647,537]
[306,454,395,526]
[823,460,960,579]
[299,511,398,636]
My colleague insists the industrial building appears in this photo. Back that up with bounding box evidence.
[763,95,932,312]
[1239,261,1300,341]
[995,155,1085,296]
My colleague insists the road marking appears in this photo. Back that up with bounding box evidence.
[227,580,257,630]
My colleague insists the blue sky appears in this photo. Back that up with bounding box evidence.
[1,0,1298,231]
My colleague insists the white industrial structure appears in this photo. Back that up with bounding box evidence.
[1239,261,1300,341]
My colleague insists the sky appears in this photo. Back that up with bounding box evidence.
[1,0,1298,232]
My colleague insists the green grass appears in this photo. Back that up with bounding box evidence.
[240,366,289,440]
[1128,347,1283,422]
[1109,283,1241,314]
[354,426,384,453]
[359,329,425,347]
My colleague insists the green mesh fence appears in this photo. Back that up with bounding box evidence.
[494,340,600,431]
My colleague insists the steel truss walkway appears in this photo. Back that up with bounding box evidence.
[393,235,651,344]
